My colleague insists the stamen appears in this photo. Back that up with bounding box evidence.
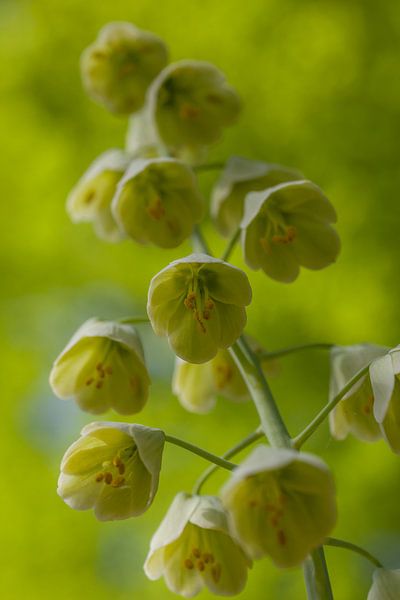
[96,363,103,371]
[184,559,194,570]
[105,366,113,375]
[197,560,205,572]
[192,548,201,559]
[203,553,214,564]
[85,378,94,386]
[215,363,233,389]
[95,473,104,483]
[104,472,113,485]
[111,476,125,488]
[85,191,95,204]
[179,104,200,119]
[277,530,286,545]
[184,292,196,310]
[96,381,104,389]
[147,196,165,220]
[211,564,222,583]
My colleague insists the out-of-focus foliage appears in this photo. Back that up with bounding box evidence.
[1,0,400,598]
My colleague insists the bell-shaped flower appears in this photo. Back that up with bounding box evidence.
[81,22,168,114]
[241,180,340,283]
[58,422,164,521]
[211,156,301,237]
[144,492,251,597]
[49,318,151,415]
[329,344,389,443]
[172,349,249,414]
[221,445,337,568]
[67,149,130,242]
[148,60,241,156]
[367,568,400,600]
[112,158,204,248]
[147,254,252,363]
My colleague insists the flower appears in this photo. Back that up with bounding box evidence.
[148,60,241,157]
[81,22,168,114]
[211,156,302,237]
[329,344,388,443]
[58,422,165,521]
[49,318,151,415]
[147,254,252,363]
[112,158,204,248]
[144,493,251,597]
[367,569,400,599]
[241,180,340,283]
[172,349,249,414]
[221,445,337,567]
[67,149,130,242]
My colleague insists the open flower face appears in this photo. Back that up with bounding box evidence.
[149,60,241,156]
[211,157,302,237]
[112,158,204,248]
[67,149,130,242]
[367,568,400,600]
[50,319,150,415]
[172,349,249,414]
[147,254,252,363]
[221,446,337,567]
[329,344,389,443]
[144,493,251,597]
[58,422,164,521]
[241,180,340,283]
[81,22,168,114]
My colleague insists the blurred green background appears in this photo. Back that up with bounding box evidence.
[1,0,400,598]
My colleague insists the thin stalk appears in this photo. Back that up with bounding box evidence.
[303,549,334,600]
[325,538,383,569]
[221,227,241,262]
[164,434,236,471]
[193,429,264,494]
[119,316,150,324]
[193,161,225,173]
[260,343,333,360]
[293,364,370,449]
[192,225,212,256]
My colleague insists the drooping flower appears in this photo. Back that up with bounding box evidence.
[49,318,150,415]
[148,60,241,157]
[329,344,389,443]
[67,149,130,242]
[144,493,251,597]
[241,180,340,283]
[367,568,400,599]
[211,156,301,237]
[112,158,204,248]
[221,445,337,568]
[147,254,252,363]
[58,422,165,521]
[81,21,168,114]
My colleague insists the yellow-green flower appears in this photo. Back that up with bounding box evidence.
[221,445,337,567]
[144,493,251,597]
[148,60,241,156]
[172,349,249,414]
[58,422,164,521]
[368,569,400,600]
[147,254,252,363]
[211,156,301,237]
[81,22,168,114]
[241,180,340,283]
[67,149,130,242]
[49,318,150,415]
[329,344,388,443]
[112,158,204,248]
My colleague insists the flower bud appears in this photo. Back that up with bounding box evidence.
[144,492,251,597]
[172,349,249,414]
[147,254,252,363]
[148,60,241,156]
[329,344,388,443]
[81,22,168,114]
[49,318,150,415]
[67,149,130,242]
[241,180,340,283]
[211,157,301,237]
[221,445,337,567]
[368,568,400,599]
[58,422,164,521]
[112,158,204,248]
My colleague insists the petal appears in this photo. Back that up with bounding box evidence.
[201,529,249,596]
[215,302,247,348]
[380,378,400,454]
[370,354,396,423]
[167,302,221,363]
[162,532,203,597]
[258,243,300,283]
[200,262,252,306]
[172,359,217,414]
[368,569,400,600]
[57,472,100,511]
[289,216,340,270]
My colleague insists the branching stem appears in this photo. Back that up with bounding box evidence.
[324,538,383,568]
[260,343,333,360]
[165,434,236,471]
[221,227,241,262]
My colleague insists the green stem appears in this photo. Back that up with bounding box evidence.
[193,429,264,494]
[260,343,333,360]
[293,364,370,449]
[118,316,150,324]
[192,225,212,256]
[303,549,334,600]
[164,434,236,471]
[221,227,241,262]
[193,161,225,173]
[324,538,383,569]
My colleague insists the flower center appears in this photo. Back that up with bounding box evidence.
[85,342,115,391]
[248,475,287,546]
[183,546,222,583]
[259,209,297,254]
[183,272,215,334]
[94,445,136,488]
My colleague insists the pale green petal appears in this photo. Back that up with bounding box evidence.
[211,350,249,402]
[259,243,300,283]
[200,262,252,306]
[148,493,200,553]
[380,378,400,454]
[368,569,400,600]
[371,354,396,423]
[216,302,247,349]
[201,529,249,596]
[163,532,203,598]
[57,472,100,511]
[172,359,216,414]
[289,216,340,270]
[273,180,337,223]
[168,302,221,363]
[241,218,266,270]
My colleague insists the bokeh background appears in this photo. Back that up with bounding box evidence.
[1,0,400,598]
